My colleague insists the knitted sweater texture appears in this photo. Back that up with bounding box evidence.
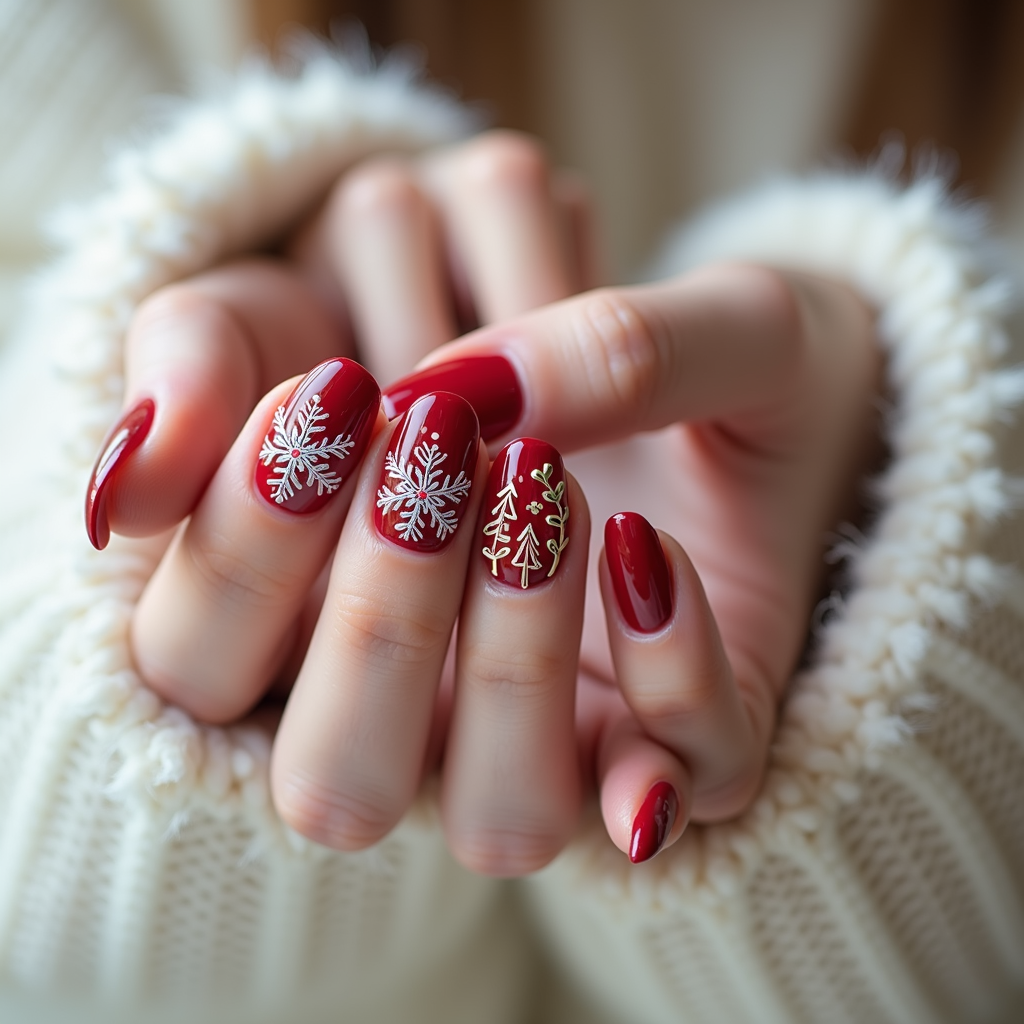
[1,17,1024,1024]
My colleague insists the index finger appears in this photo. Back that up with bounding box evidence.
[379,265,876,450]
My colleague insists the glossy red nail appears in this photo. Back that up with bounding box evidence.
[629,781,678,863]
[85,398,155,550]
[381,355,522,441]
[375,391,479,551]
[256,358,380,514]
[480,438,569,589]
[605,512,673,633]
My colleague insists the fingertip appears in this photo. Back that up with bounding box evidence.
[271,766,401,852]
[444,816,578,878]
[84,397,155,549]
[598,721,691,863]
[474,438,585,590]
[602,511,673,635]
[628,780,681,864]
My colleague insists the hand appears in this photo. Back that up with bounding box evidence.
[85,132,601,872]
[85,129,595,712]
[381,263,881,864]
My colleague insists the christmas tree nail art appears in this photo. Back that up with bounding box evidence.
[481,438,569,589]
[255,358,379,514]
[375,391,480,552]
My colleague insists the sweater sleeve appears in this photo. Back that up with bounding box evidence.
[5,43,1024,1023]
[522,172,1024,1024]
[0,50,541,1024]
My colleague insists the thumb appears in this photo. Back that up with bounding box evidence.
[381,263,805,452]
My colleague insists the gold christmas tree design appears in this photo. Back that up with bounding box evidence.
[481,480,518,575]
[510,522,542,589]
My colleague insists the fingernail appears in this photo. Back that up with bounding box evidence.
[256,358,380,514]
[480,438,569,589]
[604,512,672,633]
[85,397,155,550]
[375,391,479,551]
[629,781,678,863]
[381,355,522,441]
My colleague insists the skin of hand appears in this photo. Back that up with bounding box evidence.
[87,130,881,874]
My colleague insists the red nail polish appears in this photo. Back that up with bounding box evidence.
[629,781,678,863]
[256,358,380,514]
[375,391,479,551]
[605,512,673,633]
[85,398,155,550]
[381,355,522,441]
[480,438,569,589]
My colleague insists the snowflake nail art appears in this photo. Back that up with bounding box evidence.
[377,443,472,543]
[374,392,480,552]
[260,394,355,504]
[480,438,569,589]
[254,358,379,515]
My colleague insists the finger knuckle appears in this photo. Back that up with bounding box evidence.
[629,671,721,729]
[187,539,303,610]
[695,760,768,821]
[331,592,450,667]
[132,282,237,344]
[722,263,806,368]
[449,824,564,876]
[332,157,422,222]
[460,130,551,194]
[569,290,660,423]
[276,772,399,849]
[466,641,570,698]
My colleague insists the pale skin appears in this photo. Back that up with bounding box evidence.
[102,131,882,875]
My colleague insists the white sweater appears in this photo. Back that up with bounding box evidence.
[2,9,1024,1024]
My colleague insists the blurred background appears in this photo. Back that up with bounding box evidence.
[4,0,1024,313]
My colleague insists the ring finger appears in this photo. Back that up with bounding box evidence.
[443,438,589,876]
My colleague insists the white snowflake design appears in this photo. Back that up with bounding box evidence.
[259,393,355,504]
[376,442,472,543]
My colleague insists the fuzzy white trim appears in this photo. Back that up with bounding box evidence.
[546,168,1024,904]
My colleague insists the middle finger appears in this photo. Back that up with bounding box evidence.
[272,392,486,849]
[443,438,590,876]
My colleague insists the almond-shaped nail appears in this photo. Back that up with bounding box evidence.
[629,781,678,863]
[605,512,673,633]
[480,438,568,589]
[381,355,522,441]
[375,391,479,552]
[255,357,380,514]
[85,397,155,550]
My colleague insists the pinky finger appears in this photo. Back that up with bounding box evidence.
[600,513,770,824]
[597,713,692,863]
